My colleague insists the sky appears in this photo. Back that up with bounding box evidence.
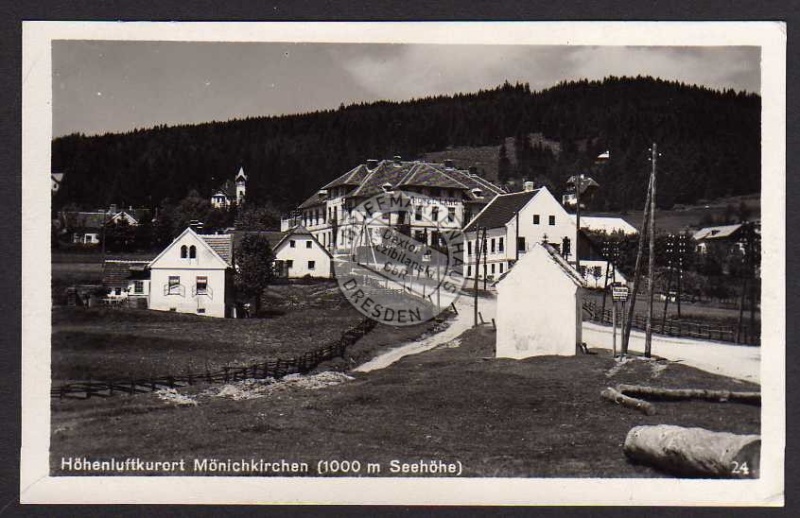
[52,41,760,137]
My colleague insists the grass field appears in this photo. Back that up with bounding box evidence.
[51,326,759,478]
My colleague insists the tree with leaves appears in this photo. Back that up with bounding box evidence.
[234,233,275,316]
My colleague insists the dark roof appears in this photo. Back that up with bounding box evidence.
[463,190,540,232]
[321,163,371,190]
[233,230,288,251]
[102,260,150,287]
[213,179,235,199]
[298,192,328,210]
[200,234,233,265]
[62,211,107,230]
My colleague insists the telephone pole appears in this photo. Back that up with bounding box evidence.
[644,143,658,358]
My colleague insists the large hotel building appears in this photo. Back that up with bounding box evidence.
[281,158,506,252]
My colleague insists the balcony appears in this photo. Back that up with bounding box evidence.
[191,285,214,299]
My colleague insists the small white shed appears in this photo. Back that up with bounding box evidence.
[496,243,585,359]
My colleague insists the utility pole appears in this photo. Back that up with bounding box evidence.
[622,155,655,356]
[644,143,658,358]
[474,229,481,327]
[482,227,488,291]
[575,173,582,275]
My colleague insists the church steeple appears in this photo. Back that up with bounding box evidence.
[235,166,247,205]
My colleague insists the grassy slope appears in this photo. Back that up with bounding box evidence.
[51,327,759,478]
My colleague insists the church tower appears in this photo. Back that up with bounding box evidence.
[235,166,247,205]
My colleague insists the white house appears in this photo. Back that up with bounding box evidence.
[463,185,578,282]
[148,227,235,318]
[272,226,333,278]
[102,260,151,307]
[568,215,637,289]
[211,167,247,209]
[496,243,585,359]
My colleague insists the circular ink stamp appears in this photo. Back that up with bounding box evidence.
[334,191,466,326]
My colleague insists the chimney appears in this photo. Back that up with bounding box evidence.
[109,203,118,214]
[393,155,402,164]
[366,159,379,170]
[444,159,455,169]
[524,181,535,192]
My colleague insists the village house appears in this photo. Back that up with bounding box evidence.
[101,260,151,307]
[57,204,150,245]
[210,167,247,209]
[235,226,333,279]
[463,183,577,281]
[148,227,236,318]
[463,183,629,288]
[281,158,506,252]
[692,222,754,255]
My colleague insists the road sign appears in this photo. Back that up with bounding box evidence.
[612,285,629,302]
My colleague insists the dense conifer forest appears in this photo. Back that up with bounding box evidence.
[52,76,760,214]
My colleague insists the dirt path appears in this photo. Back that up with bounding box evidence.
[352,296,479,373]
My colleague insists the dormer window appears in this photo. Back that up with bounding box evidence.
[471,188,483,198]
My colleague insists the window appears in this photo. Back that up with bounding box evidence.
[114,287,122,296]
[499,263,504,273]
[499,237,504,252]
[467,266,472,276]
[533,214,540,225]
[415,206,422,221]
[491,263,495,274]
[287,260,294,269]
[382,212,390,221]
[189,245,196,259]
[593,266,602,278]
[306,240,312,249]
[447,207,456,222]
[197,308,206,314]
[549,215,556,225]
[133,281,144,294]
[196,276,208,295]
[180,245,188,258]
[308,261,316,270]
[467,241,472,255]
[431,207,439,221]
[168,276,180,295]
[517,236,526,252]
[290,240,296,248]
[490,238,496,253]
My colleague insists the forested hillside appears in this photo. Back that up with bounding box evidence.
[52,76,760,213]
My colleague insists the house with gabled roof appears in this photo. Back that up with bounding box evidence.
[463,184,577,281]
[281,158,506,252]
[234,226,333,279]
[102,259,152,307]
[462,184,630,288]
[148,227,236,318]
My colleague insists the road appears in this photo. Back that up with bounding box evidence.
[354,291,760,384]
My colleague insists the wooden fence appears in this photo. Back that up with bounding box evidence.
[582,301,759,345]
[52,318,378,400]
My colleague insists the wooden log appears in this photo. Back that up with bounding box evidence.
[624,425,760,478]
[601,387,657,416]
[616,384,760,405]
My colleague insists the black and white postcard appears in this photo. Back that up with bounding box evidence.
[21,21,785,505]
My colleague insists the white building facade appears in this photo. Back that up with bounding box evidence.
[148,227,235,318]
[463,186,578,282]
[281,159,505,254]
[496,243,585,358]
